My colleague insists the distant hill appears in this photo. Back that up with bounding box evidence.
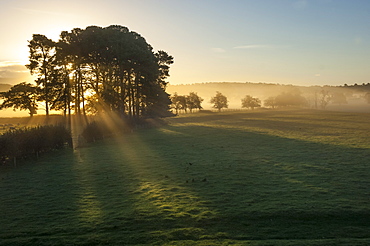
[0,84,12,92]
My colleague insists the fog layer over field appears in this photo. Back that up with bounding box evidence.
[167,82,370,113]
[1,82,370,117]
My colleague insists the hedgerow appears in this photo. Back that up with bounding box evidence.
[0,125,72,164]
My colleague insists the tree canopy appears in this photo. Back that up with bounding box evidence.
[274,91,307,108]
[0,82,38,116]
[26,34,56,116]
[241,95,261,110]
[170,93,187,114]
[186,92,203,113]
[210,91,228,112]
[17,25,174,119]
[170,92,203,114]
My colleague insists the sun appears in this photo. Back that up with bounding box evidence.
[42,27,66,42]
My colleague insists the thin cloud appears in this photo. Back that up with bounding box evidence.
[0,61,25,67]
[0,62,28,79]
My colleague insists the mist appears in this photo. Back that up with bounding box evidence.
[167,82,370,113]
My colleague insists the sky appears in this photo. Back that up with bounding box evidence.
[1,0,370,87]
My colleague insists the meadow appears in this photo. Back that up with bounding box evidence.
[0,109,369,245]
[0,115,66,135]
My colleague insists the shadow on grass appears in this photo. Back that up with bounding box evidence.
[0,110,370,245]
[146,122,370,241]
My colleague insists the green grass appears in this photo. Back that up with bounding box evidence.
[1,109,370,245]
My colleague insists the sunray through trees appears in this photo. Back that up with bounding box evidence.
[25,25,174,120]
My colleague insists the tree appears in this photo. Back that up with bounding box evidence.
[264,96,276,108]
[241,95,261,110]
[143,86,174,118]
[25,25,175,120]
[319,90,331,109]
[26,34,57,116]
[275,92,307,108]
[155,50,174,83]
[210,91,228,112]
[142,50,174,118]
[0,82,38,117]
[171,93,187,114]
[186,92,203,112]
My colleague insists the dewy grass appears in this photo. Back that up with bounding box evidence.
[0,109,369,245]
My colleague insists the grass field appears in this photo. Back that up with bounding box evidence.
[0,115,67,135]
[0,109,369,245]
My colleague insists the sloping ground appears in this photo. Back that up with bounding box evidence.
[0,109,369,245]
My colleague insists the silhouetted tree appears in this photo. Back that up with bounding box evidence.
[241,95,261,110]
[186,92,203,112]
[210,91,228,112]
[25,25,174,120]
[171,93,187,114]
[26,34,57,116]
[0,82,38,117]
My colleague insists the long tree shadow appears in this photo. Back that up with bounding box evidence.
[1,111,370,244]
[144,120,370,241]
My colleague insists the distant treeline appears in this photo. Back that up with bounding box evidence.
[342,83,370,91]
[167,82,370,110]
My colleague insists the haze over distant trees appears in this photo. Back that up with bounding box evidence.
[330,92,347,105]
[264,97,276,109]
[274,91,307,108]
[241,95,261,110]
[365,93,370,104]
[167,82,370,112]
[0,25,174,119]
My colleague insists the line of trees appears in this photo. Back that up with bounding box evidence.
[171,92,203,114]
[1,25,174,119]
[169,89,347,113]
[209,90,334,110]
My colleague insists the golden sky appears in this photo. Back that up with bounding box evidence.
[1,0,370,87]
